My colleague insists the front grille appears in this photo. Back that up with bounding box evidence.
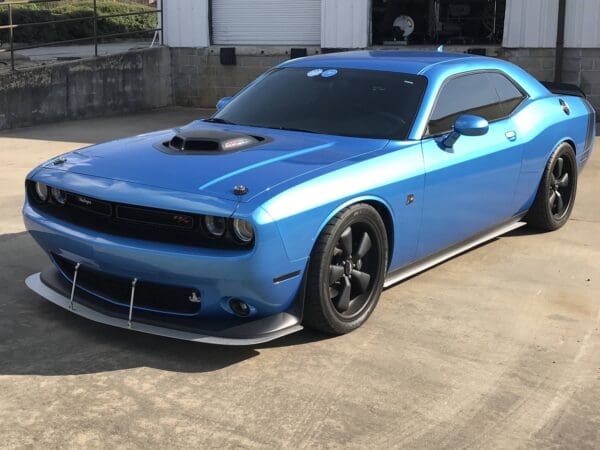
[27,181,252,250]
[115,204,195,230]
[53,254,201,316]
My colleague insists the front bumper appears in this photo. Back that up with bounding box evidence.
[23,196,308,344]
[27,269,303,345]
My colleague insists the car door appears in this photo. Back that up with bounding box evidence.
[416,71,526,258]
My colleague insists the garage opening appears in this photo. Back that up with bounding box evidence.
[372,0,506,46]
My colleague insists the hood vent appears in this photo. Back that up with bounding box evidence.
[163,129,262,154]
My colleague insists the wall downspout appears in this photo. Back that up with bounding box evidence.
[554,0,566,82]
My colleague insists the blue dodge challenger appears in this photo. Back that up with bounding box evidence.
[24,51,596,344]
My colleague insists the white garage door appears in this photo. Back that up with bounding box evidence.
[212,0,321,45]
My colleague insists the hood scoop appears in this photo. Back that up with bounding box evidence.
[162,129,262,154]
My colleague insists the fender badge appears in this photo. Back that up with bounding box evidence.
[52,157,67,166]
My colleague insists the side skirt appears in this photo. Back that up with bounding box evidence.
[384,219,527,289]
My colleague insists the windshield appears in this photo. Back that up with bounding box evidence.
[213,67,427,140]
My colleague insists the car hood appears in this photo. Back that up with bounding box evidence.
[44,121,389,202]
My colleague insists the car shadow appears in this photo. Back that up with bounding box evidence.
[0,231,330,377]
[1,221,540,377]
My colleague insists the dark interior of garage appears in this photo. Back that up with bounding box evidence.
[372,0,506,46]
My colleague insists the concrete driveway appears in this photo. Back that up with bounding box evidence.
[1,109,599,448]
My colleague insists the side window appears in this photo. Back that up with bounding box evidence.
[487,72,526,116]
[427,73,504,136]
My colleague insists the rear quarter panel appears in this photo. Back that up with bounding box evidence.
[511,94,591,213]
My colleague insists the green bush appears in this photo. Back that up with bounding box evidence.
[0,1,157,45]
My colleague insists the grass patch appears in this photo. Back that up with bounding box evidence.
[0,1,157,45]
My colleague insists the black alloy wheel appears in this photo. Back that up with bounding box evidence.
[304,204,388,335]
[328,224,377,319]
[527,142,578,231]
[548,154,574,220]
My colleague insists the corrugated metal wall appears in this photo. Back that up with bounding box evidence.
[502,0,558,48]
[163,0,210,47]
[503,0,600,48]
[321,0,370,48]
[564,0,600,47]
[163,0,600,49]
[212,0,321,45]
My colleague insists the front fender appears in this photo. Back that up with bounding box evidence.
[258,141,425,271]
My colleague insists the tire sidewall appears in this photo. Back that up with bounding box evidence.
[312,205,388,334]
[542,143,578,229]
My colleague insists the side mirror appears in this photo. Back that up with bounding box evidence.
[443,114,489,148]
[216,96,233,111]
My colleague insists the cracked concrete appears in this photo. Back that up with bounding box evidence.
[0,108,599,448]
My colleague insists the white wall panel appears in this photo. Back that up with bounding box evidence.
[503,0,558,48]
[163,0,210,47]
[321,0,370,48]
[212,0,321,45]
[565,0,600,47]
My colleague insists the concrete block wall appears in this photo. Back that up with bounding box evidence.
[170,48,291,108]
[500,48,557,82]
[0,47,171,130]
[561,48,600,111]
[172,46,599,112]
[502,47,600,111]
[1,45,597,131]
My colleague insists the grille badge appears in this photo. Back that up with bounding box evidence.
[172,214,193,227]
[77,196,92,206]
[188,291,201,303]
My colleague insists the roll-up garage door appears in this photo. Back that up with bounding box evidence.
[211,0,321,45]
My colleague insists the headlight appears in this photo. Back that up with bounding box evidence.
[232,218,254,243]
[34,182,49,202]
[50,187,67,205]
[204,215,226,237]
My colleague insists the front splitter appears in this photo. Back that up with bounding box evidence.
[26,272,303,346]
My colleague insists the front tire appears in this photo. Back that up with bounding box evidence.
[527,142,578,231]
[304,204,388,335]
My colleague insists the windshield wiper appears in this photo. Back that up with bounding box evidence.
[271,126,318,134]
[203,117,237,125]
[204,120,317,134]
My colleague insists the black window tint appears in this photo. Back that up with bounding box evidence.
[487,72,525,115]
[428,73,503,135]
[215,68,427,140]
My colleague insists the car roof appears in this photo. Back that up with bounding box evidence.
[281,50,477,75]
[280,50,549,140]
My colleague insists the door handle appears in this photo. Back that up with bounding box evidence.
[505,131,517,142]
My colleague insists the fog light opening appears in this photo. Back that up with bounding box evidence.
[229,298,251,317]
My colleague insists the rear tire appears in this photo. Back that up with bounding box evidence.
[526,142,578,231]
[304,204,388,335]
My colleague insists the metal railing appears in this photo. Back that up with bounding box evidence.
[0,0,163,71]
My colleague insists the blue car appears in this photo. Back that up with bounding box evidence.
[24,51,596,344]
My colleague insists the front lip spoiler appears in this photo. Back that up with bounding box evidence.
[25,271,304,346]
